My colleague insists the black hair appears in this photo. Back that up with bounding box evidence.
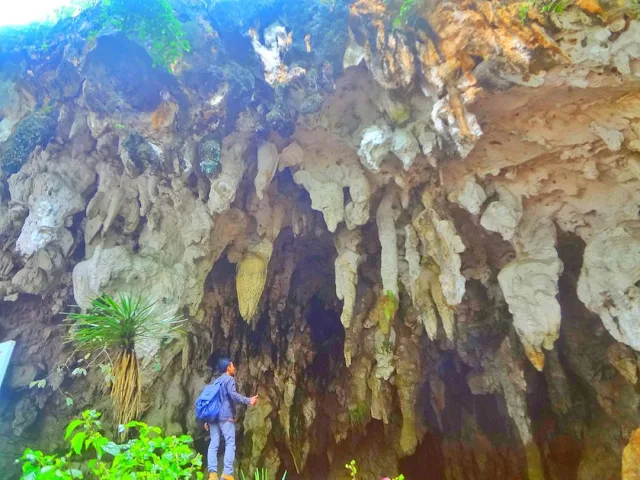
[217,357,232,373]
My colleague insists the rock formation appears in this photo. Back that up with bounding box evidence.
[1,0,640,478]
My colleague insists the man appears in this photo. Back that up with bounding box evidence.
[206,357,258,480]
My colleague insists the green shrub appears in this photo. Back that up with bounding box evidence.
[518,0,570,20]
[393,0,422,28]
[345,459,404,480]
[17,410,203,479]
[49,0,190,69]
[96,0,191,69]
[240,469,288,480]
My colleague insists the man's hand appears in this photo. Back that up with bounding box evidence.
[250,395,258,407]
[204,423,209,431]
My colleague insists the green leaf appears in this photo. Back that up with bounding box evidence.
[70,468,83,478]
[71,367,87,377]
[65,397,74,407]
[71,432,87,455]
[102,441,121,456]
[29,381,38,389]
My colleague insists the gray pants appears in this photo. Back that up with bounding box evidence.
[207,421,235,476]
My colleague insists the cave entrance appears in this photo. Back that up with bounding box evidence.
[305,294,346,386]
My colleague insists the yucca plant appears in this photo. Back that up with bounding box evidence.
[66,293,185,427]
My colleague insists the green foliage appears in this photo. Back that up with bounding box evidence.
[345,459,405,480]
[519,0,570,21]
[383,290,398,322]
[345,459,357,479]
[348,403,368,428]
[240,469,288,480]
[381,338,394,355]
[17,410,203,480]
[66,293,184,354]
[29,379,47,389]
[393,0,421,28]
[96,0,191,69]
[31,0,190,69]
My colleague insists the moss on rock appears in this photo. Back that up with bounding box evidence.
[0,108,58,175]
[197,134,222,179]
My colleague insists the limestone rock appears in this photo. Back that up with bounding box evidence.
[334,228,362,330]
[358,124,392,173]
[121,133,163,175]
[391,128,420,170]
[208,137,247,214]
[608,343,639,385]
[395,330,420,456]
[480,186,523,241]
[578,223,640,351]
[293,160,370,232]
[236,237,274,321]
[279,142,304,171]
[498,216,563,370]
[14,172,85,257]
[374,327,395,381]
[376,189,401,298]
[250,23,305,86]
[0,79,34,144]
[413,193,466,307]
[254,142,279,200]
[197,134,222,179]
[448,178,487,215]
[242,391,275,473]
[623,428,640,480]
[0,109,58,175]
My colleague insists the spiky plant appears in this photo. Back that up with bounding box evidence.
[66,293,185,427]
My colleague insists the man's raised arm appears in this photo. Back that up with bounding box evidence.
[228,376,252,405]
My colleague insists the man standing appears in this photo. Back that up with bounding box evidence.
[206,357,258,480]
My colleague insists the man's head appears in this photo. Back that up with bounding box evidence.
[217,357,236,376]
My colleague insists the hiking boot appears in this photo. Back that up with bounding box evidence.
[208,473,219,480]
[221,475,234,480]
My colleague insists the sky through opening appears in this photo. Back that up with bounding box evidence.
[0,0,78,28]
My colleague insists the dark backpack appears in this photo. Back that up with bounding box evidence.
[195,377,223,423]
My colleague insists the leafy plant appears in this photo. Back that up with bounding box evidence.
[345,459,405,480]
[95,0,191,69]
[518,0,570,20]
[381,338,394,355]
[393,0,421,28]
[29,350,117,410]
[66,293,184,427]
[348,403,368,429]
[240,469,288,480]
[34,0,190,69]
[17,410,203,479]
[345,459,357,479]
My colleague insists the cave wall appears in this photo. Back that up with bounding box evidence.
[1,0,640,478]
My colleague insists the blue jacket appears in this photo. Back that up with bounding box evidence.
[217,373,251,422]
